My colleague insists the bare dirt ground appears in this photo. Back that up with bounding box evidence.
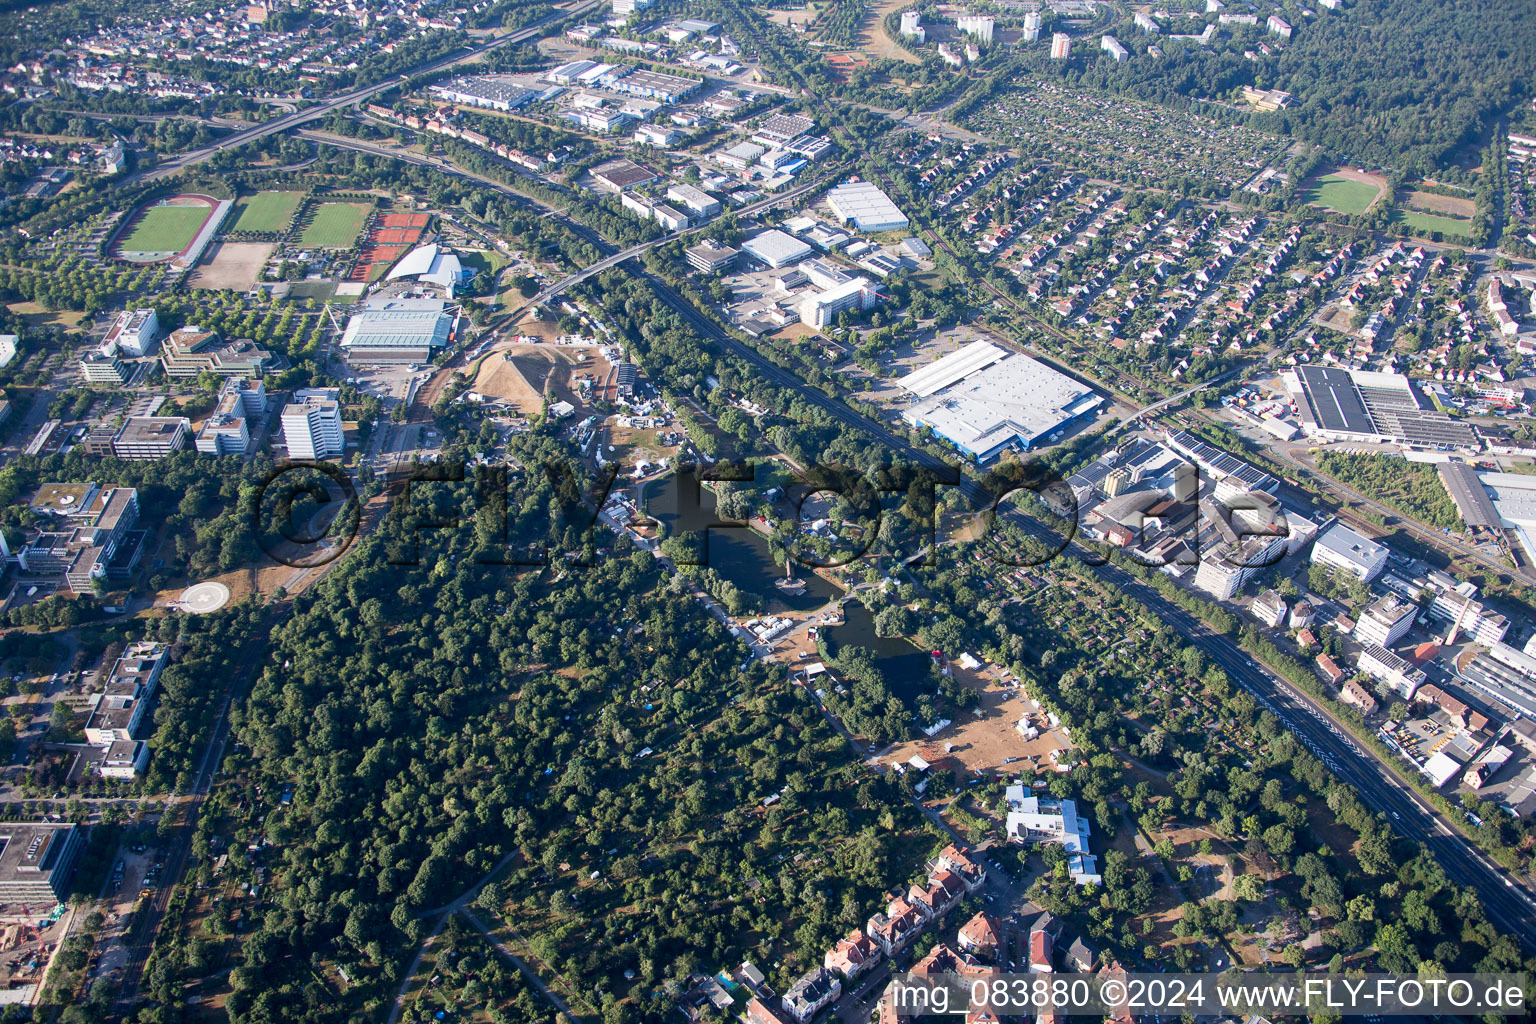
[1403,189,1476,217]
[189,241,275,291]
[881,658,1075,780]
[1330,167,1390,211]
[472,343,611,417]
[757,5,813,30]
[860,0,920,63]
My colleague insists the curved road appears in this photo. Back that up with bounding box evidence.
[297,126,849,311]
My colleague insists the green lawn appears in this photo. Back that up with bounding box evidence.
[232,191,304,233]
[1395,207,1473,239]
[119,204,209,254]
[1303,174,1381,215]
[299,202,370,248]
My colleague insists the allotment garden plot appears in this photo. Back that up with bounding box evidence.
[961,82,1288,195]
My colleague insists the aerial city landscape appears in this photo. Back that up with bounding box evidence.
[0,0,1534,1022]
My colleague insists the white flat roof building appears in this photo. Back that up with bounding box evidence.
[1480,471,1536,566]
[105,308,159,358]
[798,277,879,329]
[1354,593,1418,648]
[897,340,1007,398]
[340,297,453,364]
[902,352,1102,463]
[1310,521,1389,582]
[742,229,813,268]
[825,181,909,233]
[1004,788,1098,884]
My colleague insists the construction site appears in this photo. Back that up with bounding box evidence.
[0,905,68,1004]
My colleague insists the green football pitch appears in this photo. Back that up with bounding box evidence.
[232,191,304,233]
[1302,174,1381,215]
[119,203,209,255]
[299,202,370,248]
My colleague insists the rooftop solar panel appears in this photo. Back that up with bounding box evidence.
[1297,365,1375,435]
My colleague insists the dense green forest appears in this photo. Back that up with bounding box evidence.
[1315,451,1463,531]
[140,427,934,1024]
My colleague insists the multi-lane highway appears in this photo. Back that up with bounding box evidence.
[129,0,606,183]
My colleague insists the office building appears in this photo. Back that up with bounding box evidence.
[1051,33,1072,59]
[0,822,82,902]
[81,347,130,384]
[222,377,267,418]
[1310,521,1388,582]
[685,241,739,274]
[798,277,880,329]
[1353,593,1418,648]
[20,484,142,593]
[160,327,273,378]
[195,379,266,456]
[104,308,159,357]
[1426,585,1509,645]
[112,416,190,460]
[1192,496,1289,600]
[97,739,149,780]
[825,181,909,233]
[1004,788,1098,884]
[84,641,169,745]
[666,183,721,219]
[195,408,251,455]
[340,297,454,364]
[1357,643,1425,699]
[282,395,344,461]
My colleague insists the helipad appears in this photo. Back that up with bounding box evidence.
[179,581,230,614]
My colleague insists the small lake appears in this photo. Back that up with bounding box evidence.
[640,473,840,612]
[822,603,935,705]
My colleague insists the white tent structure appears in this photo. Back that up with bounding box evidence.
[385,243,470,294]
